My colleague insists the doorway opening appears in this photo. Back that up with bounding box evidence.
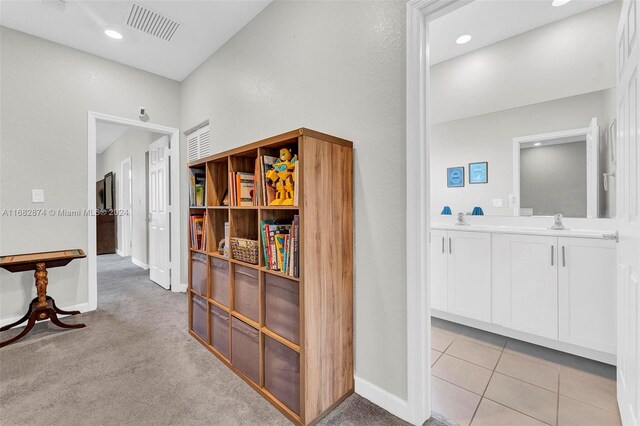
[88,112,182,311]
[409,0,637,425]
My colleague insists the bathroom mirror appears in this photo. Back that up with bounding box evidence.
[429,0,619,219]
[514,118,598,218]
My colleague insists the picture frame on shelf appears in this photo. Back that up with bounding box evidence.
[447,166,465,188]
[469,161,488,184]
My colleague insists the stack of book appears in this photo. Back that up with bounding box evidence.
[189,168,206,206]
[260,215,299,277]
[228,172,256,206]
[190,214,206,251]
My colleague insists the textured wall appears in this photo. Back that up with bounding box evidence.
[0,27,180,319]
[180,0,407,399]
[96,128,164,264]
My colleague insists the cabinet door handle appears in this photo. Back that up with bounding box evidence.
[441,237,445,254]
[562,246,566,267]
[449,238,452,254]
[551,246,555,266]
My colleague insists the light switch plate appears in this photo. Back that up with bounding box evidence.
[32,189,44,203]
[492,198,503,208]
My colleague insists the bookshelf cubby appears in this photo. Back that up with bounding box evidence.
[187,128,353,425]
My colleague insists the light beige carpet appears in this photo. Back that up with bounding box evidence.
[0,254,440,426]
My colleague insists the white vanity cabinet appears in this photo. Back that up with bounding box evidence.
[430,230,491,322]
[430,229,449,311]
[492,234,559,340]
[431,225,618,363]
[558,237,617,354]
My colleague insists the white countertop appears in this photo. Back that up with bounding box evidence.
[431,223,618,240]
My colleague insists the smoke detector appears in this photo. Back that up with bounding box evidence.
[124,3,180,42]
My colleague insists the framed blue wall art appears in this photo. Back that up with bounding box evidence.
[447,166,465,188]
[469,161,488,184]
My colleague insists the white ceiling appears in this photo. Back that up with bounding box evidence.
[0,0,272,81]
[430,0,614,65]
[96,122,129,154]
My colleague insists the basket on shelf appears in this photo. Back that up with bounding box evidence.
[230,237,259,265]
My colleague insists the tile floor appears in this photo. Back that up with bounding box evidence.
[431,318,621,426]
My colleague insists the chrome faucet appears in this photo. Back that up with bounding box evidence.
[549,213,567,230]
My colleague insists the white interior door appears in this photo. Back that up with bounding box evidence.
[148,135,170,289]
[120,158,132,257]
[616,1,640,424]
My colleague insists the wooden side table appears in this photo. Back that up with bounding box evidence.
[0,249,87,348]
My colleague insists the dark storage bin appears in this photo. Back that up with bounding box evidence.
[265,274,300,345]
[265,336,301,415]
[234,265,259,322]
[210,257,230,307]
[192,294,208,342]
[211,305,230,359]
[191,253,207,295]
[231,317,259,384]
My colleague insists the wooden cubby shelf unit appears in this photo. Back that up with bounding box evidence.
[187,128,354,425]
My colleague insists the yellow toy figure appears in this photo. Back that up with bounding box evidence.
[266,148,297,206]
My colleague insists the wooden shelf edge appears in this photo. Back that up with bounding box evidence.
[189,288,205,298]
[209,298,230,312]
[189,206,206,209]
[209,252,229,261]
[207,206,229,210]
[231,311,260,329]
[262,267,299,282]
[261,388,303,425]
[229,258,260,269]
[262,327,301,353]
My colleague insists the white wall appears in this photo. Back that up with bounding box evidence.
[431,1,620,124]
[431,89,615,217]
[180,1,407,400]
[0,27,180,320]
[96,128,163,265]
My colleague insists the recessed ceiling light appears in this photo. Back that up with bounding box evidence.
[456,34,472,45]
[552,0,571,7]
[534,142,542,146]
[104,29,123,40]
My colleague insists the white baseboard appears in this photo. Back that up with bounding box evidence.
[0,302,91,328]
[131,258,149,270]
[173,282,188,293]
[116,249,125,256]
[433,309,616,365]
[354,376,409,423]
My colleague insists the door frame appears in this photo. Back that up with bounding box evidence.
[119,157,132,257]
[405,1,472,424]
[88,111,183,312]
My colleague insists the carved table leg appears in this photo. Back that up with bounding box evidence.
[0,303,32,332]
[48,310,86,329]
[0,315,37,348]
[47,296,81,316]
[34,262,48,308]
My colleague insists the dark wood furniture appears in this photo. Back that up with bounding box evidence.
[96,172,117,254]
[96,214,117,254]
[0,249,87,348]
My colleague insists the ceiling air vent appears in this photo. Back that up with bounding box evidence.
[124,3,180,42]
